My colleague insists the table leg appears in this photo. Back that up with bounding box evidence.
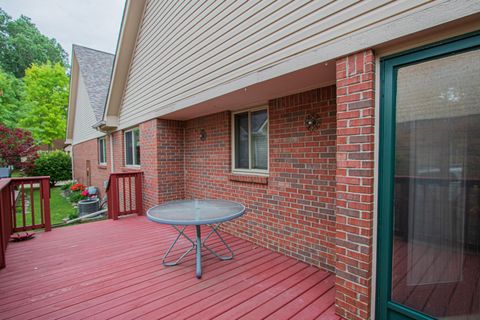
[162,225,195,266]
[203,224,234,260]
[195,225,202,279]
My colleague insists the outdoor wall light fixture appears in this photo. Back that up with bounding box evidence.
[305,113,320,132]
[199,128,207,141]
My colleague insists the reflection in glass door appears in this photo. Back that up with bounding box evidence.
[377,34,480,320]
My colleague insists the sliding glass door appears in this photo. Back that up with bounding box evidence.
[377,33,480,320]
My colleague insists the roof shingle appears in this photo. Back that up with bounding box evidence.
[73,45,115,121]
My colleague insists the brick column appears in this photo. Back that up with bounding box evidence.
[111,130,124,172]
[156,119,185,202]
[139,119,161,211]
[139,119,185,212]
[335,49,375,320]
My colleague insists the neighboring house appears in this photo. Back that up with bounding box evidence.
[66,45,114,193]
[36,139,67,152]
[67,2,480,320]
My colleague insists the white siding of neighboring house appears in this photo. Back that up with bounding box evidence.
[117,0,480,128]
[72,72,105,145]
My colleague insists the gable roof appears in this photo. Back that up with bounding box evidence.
[72,45,115,122]
[65,45,115,144]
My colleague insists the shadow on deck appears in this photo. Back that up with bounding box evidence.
[0,216,338,320]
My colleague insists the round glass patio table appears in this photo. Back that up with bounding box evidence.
[147,200,246,278]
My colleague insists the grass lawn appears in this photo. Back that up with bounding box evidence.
[10,169,25,178]
[15,186,76,227]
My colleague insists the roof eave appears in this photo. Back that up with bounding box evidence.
[102,0,147,126]
[65,49,79,142]
[92,116,118,133]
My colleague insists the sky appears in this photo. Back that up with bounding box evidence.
[0,0,125,61]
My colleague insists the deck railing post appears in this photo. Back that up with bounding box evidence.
[5,183,12,242]
[111,175,119,220]
[41,178,51,232]
[135,173,143,216]
[0,186,6,269]
[107,181,113,219]
[0,179,12,269]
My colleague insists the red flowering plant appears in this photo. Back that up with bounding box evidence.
[0,124,38,174]
[70,183,86,192]
[68,183,88,203]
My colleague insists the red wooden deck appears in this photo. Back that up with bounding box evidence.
[392,238,480,318]
[0,216,339,320]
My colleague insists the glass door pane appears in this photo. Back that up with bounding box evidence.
[392,48,480,319]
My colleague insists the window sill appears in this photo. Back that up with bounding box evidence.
[228,174,268,185]
[121,166,141,172]
[97,164,108,170]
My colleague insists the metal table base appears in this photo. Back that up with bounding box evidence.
[162,224,233,279]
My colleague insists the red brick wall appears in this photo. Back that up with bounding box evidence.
[111,130,124,172]
[72,137,110,195]
[184,86,337,271]
[335,49,375,320]
[138,119,160,211]
[156,120,185,202]
[139,119,185,211]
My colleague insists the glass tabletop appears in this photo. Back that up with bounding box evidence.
[147,200,246,225]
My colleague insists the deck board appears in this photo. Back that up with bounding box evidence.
[0,216,337,320]
[391,238,480,318]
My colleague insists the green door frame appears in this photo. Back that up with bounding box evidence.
[376,31,480,320]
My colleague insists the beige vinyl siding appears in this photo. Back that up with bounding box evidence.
[72,73,105,145]
[118,0,480,128]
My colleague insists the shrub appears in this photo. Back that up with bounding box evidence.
[60,181,74,191]
[33,151,72,186]
[0,124,38,174]
[68,211,78,220]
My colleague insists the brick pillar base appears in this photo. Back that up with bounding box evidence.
[335,49,375,320]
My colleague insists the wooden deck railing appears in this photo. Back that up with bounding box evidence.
[0,176,51,269]
[0,179,11,269]
[106,172,143,220]
[394,175,480,247]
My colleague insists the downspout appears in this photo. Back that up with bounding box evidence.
[71,145,75,181]
[109,132,115,172]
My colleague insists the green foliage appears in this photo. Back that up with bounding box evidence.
[0,68,26,127]
[68,191,84,203]
[33,151,72,186]
[0,8,69,143]
[0,9,67,78]
[60,181,74,191]
[68,211,79,221]
[20,62,69,145]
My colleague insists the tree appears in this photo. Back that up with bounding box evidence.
[0,68,26,128]
[33,151,72,186]
[0,124,38,173]
[20,62,69,145]
[0,9,68,78]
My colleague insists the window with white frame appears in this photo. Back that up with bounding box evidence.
[98,137,107,165]
[124,128,140,166]
[232,107,268,174]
